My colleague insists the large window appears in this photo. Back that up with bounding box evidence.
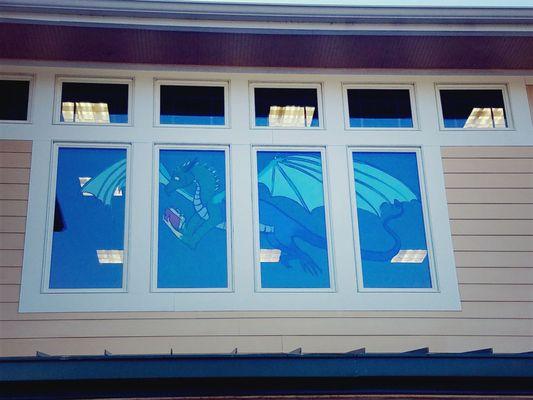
[350,149,434,290]
[154,146,231,291]
[254,148,333,290]
[44,144,129,291]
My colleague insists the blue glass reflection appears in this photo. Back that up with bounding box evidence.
[157,150,228,288]
[353,152,432,288]
[257,151,330,289]
[49,148,126,289]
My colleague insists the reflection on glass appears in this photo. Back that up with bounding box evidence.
[254,88,319,127]
[439,89,507,129]
[49,147,127,289]
[257,151,330,288]
[60,82,128,123]
[159,85,225,126]
[347,89,413,128]
[157,149,228,288]
[0,80,30,121]
[61,102,110,123]
[352,151,432,288]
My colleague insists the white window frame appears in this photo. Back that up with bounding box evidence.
[41,142,132,293]
[251,146,336,293]
[249,82,325,130]
[53,76,134,126]
[151,144,234,293]
[348,147,437,293]
[342,84,419,131]
[13,66,476,313]
[154,80,230,128]
[0,74,34,124]
[435,83,513,131]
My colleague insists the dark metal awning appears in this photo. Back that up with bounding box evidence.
[1,349,532,398]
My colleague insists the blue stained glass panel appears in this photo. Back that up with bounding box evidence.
[352,151,432,288]
[257,151,330,289]
[157,149,228,288]
[49,147,126,289]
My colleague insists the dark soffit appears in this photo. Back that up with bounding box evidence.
[1,22,533,69]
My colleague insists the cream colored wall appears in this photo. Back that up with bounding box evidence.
[0,140,531,356]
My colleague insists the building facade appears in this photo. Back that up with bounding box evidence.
[0,0,532,396]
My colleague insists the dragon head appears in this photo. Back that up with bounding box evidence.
[165,158,197,194]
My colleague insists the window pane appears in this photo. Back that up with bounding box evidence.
[160,85,225,126]
[49,147,127,289]
[352,151,432,288]
[257,151,330,288]
[60,82,129,124]
[254,88,319,128]
[157,149,228,288]
[347,89,413,128]
[440,89,507,129]
[0,80,29,121]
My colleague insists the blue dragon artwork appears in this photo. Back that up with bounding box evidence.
[82,149,432,289]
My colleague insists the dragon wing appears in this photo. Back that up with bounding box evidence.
[81,159,127,206]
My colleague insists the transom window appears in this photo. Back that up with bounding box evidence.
[344,85,416,129]
[55,77,132,125]
[251,83,322,129]
[437,85,511,130]
[155,81,228,127]
[0,76,32,122]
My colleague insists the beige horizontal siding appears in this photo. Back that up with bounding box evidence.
[442,158,533,173]
[447,204,533,219]
[0,200,29,216]
[0,217,26,233]
[0,168,30,184]
[445,173,533,188]
[450,220,533,235]
[0,142,532,357]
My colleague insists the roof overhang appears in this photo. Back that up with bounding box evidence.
[1,1,533,69]
[1,21,533,69]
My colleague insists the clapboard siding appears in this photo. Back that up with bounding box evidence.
[0,168,30,184]
[0,217,26,233]
[445,173,533,188]
[0,142,531,357]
